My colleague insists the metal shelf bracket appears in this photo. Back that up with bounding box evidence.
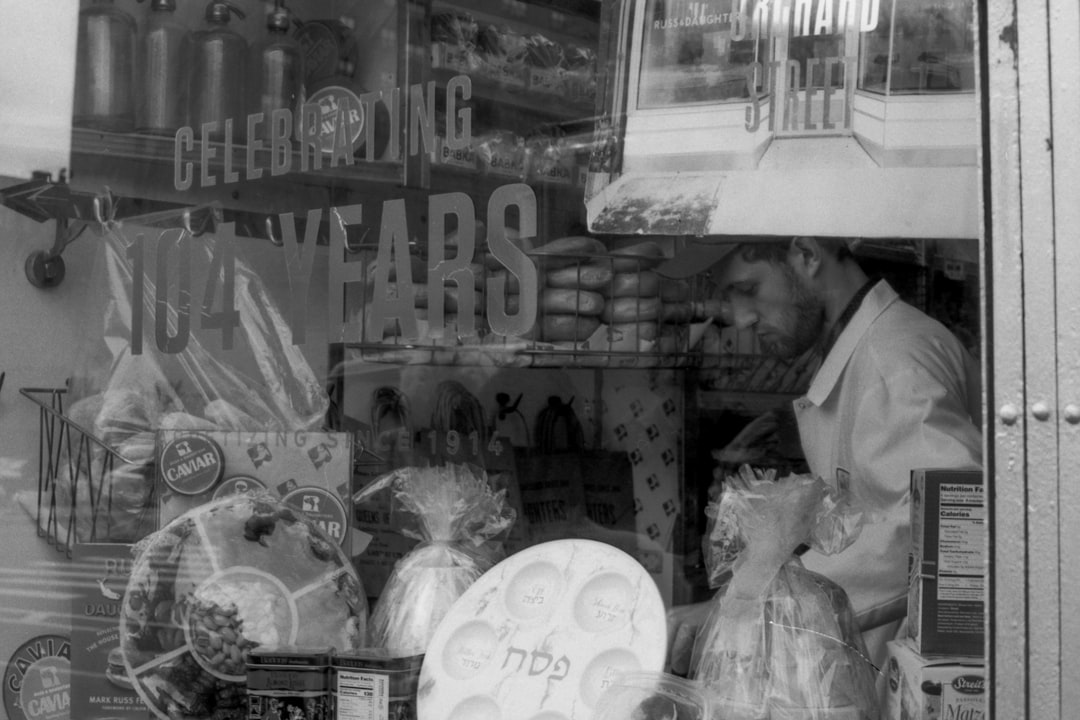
[1,172,117,289]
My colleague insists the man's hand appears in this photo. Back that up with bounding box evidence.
[709,411,782,501]
[665,600,714,676]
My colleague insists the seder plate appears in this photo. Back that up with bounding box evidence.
[417,538,667,720]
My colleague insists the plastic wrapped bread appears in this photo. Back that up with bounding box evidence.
[355,464,515,654]
[690,466,878,720]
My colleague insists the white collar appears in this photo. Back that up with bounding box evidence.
[804,280,899,406]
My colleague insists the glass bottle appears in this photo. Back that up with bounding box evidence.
[74,0,137,132]
[189,0,247,143]
[136,0,190,134]
[251,0,304,142]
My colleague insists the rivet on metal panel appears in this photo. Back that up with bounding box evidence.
[1031,402,1052,421]
[999,404,1020,425]
[1064,404,1080,425]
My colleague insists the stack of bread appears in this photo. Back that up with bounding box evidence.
[359,233,718,362]
[364,253,485,342]
[599,241,667,346]
[527,236,608,342]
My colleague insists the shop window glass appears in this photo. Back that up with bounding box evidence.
[637,0,767,108]
[858,0,975,95]
[787,35,845,90]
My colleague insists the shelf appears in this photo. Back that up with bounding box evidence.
[427,158,585,196]
[434,0,600,44]
[342,342,702,369]
[69,127,404,215]
[433,67,596,120]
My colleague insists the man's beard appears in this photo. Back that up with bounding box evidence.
[759,268,824,359]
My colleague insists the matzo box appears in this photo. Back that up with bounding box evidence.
[908,468,985,657]
[883,638,985,720]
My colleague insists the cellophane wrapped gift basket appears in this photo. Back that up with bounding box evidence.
[690,466,880,720]
[356,463,516,654]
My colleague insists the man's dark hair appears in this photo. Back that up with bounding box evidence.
[735,237,856,264]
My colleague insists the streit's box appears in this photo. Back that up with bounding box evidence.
[70,543,151,720]
[908,468,985,657]
[883,638,986,720]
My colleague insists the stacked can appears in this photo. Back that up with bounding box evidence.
[247,647,333,720]
[332,651,423,720]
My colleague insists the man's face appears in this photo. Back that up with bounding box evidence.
[715,250,825,359]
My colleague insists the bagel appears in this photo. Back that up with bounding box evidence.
[603,271,660,298]
[489,268,524,294]
[609,240,666,272]
[529,236,607,270]
[541,288,605,316]
[418,261,487,288]
[443,286,484,313]
[546,263,614,291]
[482,227,534,269]
[539,314,602,342]
[601,296,661,323]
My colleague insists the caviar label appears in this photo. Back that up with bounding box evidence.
[160,433,225,496]
[283,487,348,546]
[3,635,71,720]
[212,475,267,500]
[307,86,364,155]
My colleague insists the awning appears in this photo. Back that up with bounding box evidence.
[586,138,980,239]
[587,166,979,238]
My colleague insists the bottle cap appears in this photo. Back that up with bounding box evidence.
[205,0,244,24]
[267,11,290,31]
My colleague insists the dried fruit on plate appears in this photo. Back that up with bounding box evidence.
[119,493,368,720]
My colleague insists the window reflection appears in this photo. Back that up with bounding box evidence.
[637,0,766,108]
[859,0,975,95]
[787,35,845,90]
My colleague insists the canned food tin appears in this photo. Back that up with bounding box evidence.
[247,647,332,720]
[332,650,423,720]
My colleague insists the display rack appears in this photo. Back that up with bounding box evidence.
[340,243,713,369]
[19,387,152,555]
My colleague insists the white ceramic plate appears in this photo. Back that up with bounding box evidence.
[417,538,667,720]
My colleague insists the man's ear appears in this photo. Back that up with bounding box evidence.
[788,236,824,277]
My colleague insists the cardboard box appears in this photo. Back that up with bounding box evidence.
[908,468,985,657]
[883,638,986,720]
[157,431,353,551]
[70,543,151,720]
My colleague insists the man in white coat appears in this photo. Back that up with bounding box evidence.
[661,236,983,673]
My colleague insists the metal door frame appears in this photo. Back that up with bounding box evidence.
[985,0,1079,716]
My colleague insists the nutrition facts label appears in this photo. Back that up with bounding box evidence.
[937,483,986,575]
[335,670,389,720]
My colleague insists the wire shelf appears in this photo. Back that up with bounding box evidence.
[346,246,714,368]
[20,387,155,555]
